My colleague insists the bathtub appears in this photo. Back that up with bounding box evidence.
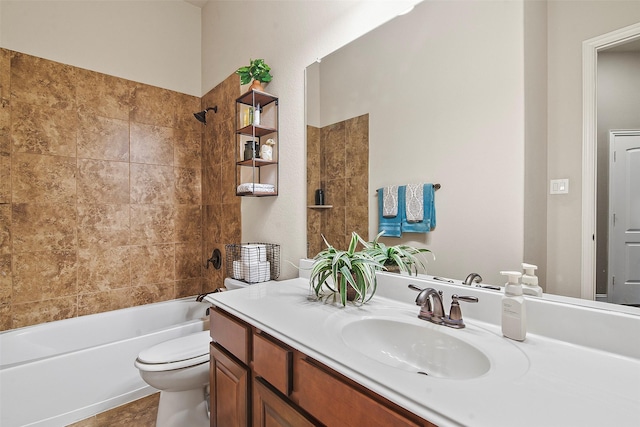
[0,298,209,427]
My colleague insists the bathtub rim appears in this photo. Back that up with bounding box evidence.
[0,296,210,427]
[0,296,210,369]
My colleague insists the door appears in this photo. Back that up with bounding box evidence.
[608,130,640,305]
[210,343,249,427]
[253,378,319,427]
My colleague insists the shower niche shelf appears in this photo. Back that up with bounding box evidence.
[235,89,279,197]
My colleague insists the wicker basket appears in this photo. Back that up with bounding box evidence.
[225,243,281,283]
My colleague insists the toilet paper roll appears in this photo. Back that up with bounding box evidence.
[243,261,270,283]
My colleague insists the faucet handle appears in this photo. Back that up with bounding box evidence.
[444,294,478,329]
[452,295,479,305]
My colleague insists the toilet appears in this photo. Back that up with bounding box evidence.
[135,330,212,427]
[135,277,274,427]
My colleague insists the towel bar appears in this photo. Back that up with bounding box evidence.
[374,183,440,195]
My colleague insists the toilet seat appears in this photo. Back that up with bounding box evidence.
[135,330,211,372]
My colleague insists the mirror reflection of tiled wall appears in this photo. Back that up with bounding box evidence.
[0,49,240,331]
[307,114,369,257]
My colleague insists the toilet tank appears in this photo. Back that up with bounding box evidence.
[224,277,275,290]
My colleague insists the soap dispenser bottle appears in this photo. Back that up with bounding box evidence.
[500,271,526,341]
[521,263,542,297]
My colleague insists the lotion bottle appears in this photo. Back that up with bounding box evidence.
[521,263,542,297]
[253,103,261,126]
[500,271,526,341]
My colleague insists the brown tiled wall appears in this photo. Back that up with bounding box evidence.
[201,75,242,291]
[0,49,240,331]
[307,114,369,257]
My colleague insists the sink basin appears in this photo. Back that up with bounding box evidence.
[340,318,491,379]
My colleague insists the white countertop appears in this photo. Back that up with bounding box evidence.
[207,276,640,426]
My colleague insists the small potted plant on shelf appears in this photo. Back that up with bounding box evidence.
[235,58,273,92]
[309,232,382,306]
[359,231,432,275]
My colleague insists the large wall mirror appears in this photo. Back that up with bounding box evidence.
[305,0,640,313]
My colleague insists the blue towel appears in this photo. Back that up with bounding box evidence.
[377,187,403,237]
[401,184,436,233]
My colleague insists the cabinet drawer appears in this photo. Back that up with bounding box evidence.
[210,307,251,364]
[253,332,293,395]
[297,359,421,427]
[253,377,319,427]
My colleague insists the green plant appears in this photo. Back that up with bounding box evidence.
[309,232,382,306]
[359,232,432,275]
[235,58,273,85]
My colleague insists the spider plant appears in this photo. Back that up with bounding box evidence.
[359,231,432,275]
[309,232,382,306]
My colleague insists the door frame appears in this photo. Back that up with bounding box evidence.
[582,23,640,300]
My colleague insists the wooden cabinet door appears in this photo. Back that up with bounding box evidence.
[296,359,423,427]
[253,377,320,427]
[211,343,249,427]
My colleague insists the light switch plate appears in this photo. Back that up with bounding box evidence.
[550,179,569,194]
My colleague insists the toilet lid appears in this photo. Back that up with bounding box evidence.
[137,330,211,365]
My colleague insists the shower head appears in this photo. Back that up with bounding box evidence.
[193,106,218,124]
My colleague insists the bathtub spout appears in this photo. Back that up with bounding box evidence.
[195,288,224,302]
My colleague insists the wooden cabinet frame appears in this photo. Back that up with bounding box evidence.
[209,307,436,427]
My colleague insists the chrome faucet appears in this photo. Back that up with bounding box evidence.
[464,273,483,286]
[410,285,479,329]
[463,273,501,291]
[415,287,445,324]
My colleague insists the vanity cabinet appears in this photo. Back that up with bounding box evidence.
[235,89,278,197]
[209,306,436,427]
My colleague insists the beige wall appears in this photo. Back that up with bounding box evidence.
[0,0,201,96]
[546,0,640,296]
[3,0,640,298]
[201,0,423,280]
[213,0,640,293]
[523,0,548,289]
[311,0,525,285]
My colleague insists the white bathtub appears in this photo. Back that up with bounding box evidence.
[0,298,209,427]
